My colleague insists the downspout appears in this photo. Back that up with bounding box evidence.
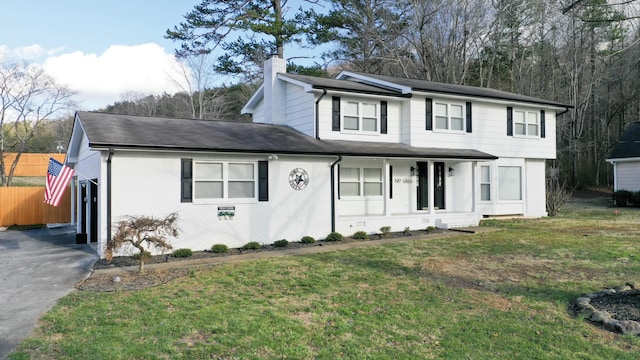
[330,155,342,232]
[315,88,327,139]
[106,147,114,245]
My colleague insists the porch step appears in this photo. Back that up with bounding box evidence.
[435,216,481,230]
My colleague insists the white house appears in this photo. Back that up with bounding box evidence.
[66,57,570,258]
[607,121,640,192]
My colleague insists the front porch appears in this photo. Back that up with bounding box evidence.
[336,211,482,235]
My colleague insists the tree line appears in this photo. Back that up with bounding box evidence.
[2,0,639,189]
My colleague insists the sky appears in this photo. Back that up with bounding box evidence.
[0,1,215,111]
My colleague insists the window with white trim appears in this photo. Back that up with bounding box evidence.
[514,110,539,137]
[480,165,491,201]
[435,102,465,131]
[343,101,378,132]
[340,167,383,196]
[194,162,255,199]
[498,166,522,201]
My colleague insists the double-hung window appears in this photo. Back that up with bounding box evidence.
[435,102,465,131]
[343,101,378,132]
[514,110,539,137]
[194,162,255,200]
[480,165,491,201]
[340,167,383,197]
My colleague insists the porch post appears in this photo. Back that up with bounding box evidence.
[471,162,477,213]
[428,161,435,215]
[70,176,76,226]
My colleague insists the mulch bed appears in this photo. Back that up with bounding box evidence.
[80,229,443,293]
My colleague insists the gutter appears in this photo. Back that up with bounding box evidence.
[106,147,114,245]
[330,155,342,232]
[315,88,327,139]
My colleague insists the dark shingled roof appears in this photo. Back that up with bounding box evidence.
[609,122,640,159]
[279,74,404,97]
[75,111,496,160]
[344,72,571,108]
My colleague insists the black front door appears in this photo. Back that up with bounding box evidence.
[417,162,429,210]
[90,180,98,243]
[81,182,87,235]
[434,162,445,209]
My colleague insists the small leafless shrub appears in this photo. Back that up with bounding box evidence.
[106,212,179,273]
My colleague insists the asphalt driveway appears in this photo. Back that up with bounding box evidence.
[0,226,97,359]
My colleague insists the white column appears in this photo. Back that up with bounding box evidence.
[70,176,76,226]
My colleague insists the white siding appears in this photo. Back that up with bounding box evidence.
[409,97,556,160]
[616,162,640,192]
[525,159,547,217]
[109,151,334,255]
[284,82,315,137]
[317,96,404,143]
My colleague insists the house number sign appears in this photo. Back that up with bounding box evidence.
[288,168,309,190]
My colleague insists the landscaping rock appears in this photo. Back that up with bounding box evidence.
[619,320,640,336]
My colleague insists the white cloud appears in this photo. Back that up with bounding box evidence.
[43,43,188,110]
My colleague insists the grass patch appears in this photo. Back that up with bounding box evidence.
[9,206,640,359]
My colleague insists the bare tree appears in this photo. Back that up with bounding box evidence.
[107,213,179,273]
[0,60,75,186]
[168,54,229,120]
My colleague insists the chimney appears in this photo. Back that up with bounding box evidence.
[263,56,287,124]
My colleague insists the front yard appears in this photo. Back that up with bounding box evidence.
[9,197,640,359]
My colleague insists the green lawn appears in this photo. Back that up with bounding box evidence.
[10,202,640,359]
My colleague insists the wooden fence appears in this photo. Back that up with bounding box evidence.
[0,187,72,226]
[2,153,66,176]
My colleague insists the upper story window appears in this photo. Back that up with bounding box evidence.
[194,162,255,200]
[514,110,539,137]
[426,98,472,133]
[343,101,378,132]
[434,102,465,131]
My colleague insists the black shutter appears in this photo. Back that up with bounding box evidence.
[181,158,192,203]
[380,101,388,134]
[332,96,340,131]
[258,161,268,201]
[389,165,393,199]
[466,102,472,133]
[507,107,513,136]
[426,98,433,130]
[540,110,546,138]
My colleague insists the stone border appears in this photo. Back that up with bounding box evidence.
[575,282,640,336]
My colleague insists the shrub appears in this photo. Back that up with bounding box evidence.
[211,244,229,253]
[426,226,436,232]
[352,231,368,240]
[613,190,633,207]
[300,236,316,244]
[380,226,391,238]
[243,241,261,250]
[630,191,640,207]
[274,239,289,247]
[403,227,411,236]
[172,248,193,258]
[325,232,343,242]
